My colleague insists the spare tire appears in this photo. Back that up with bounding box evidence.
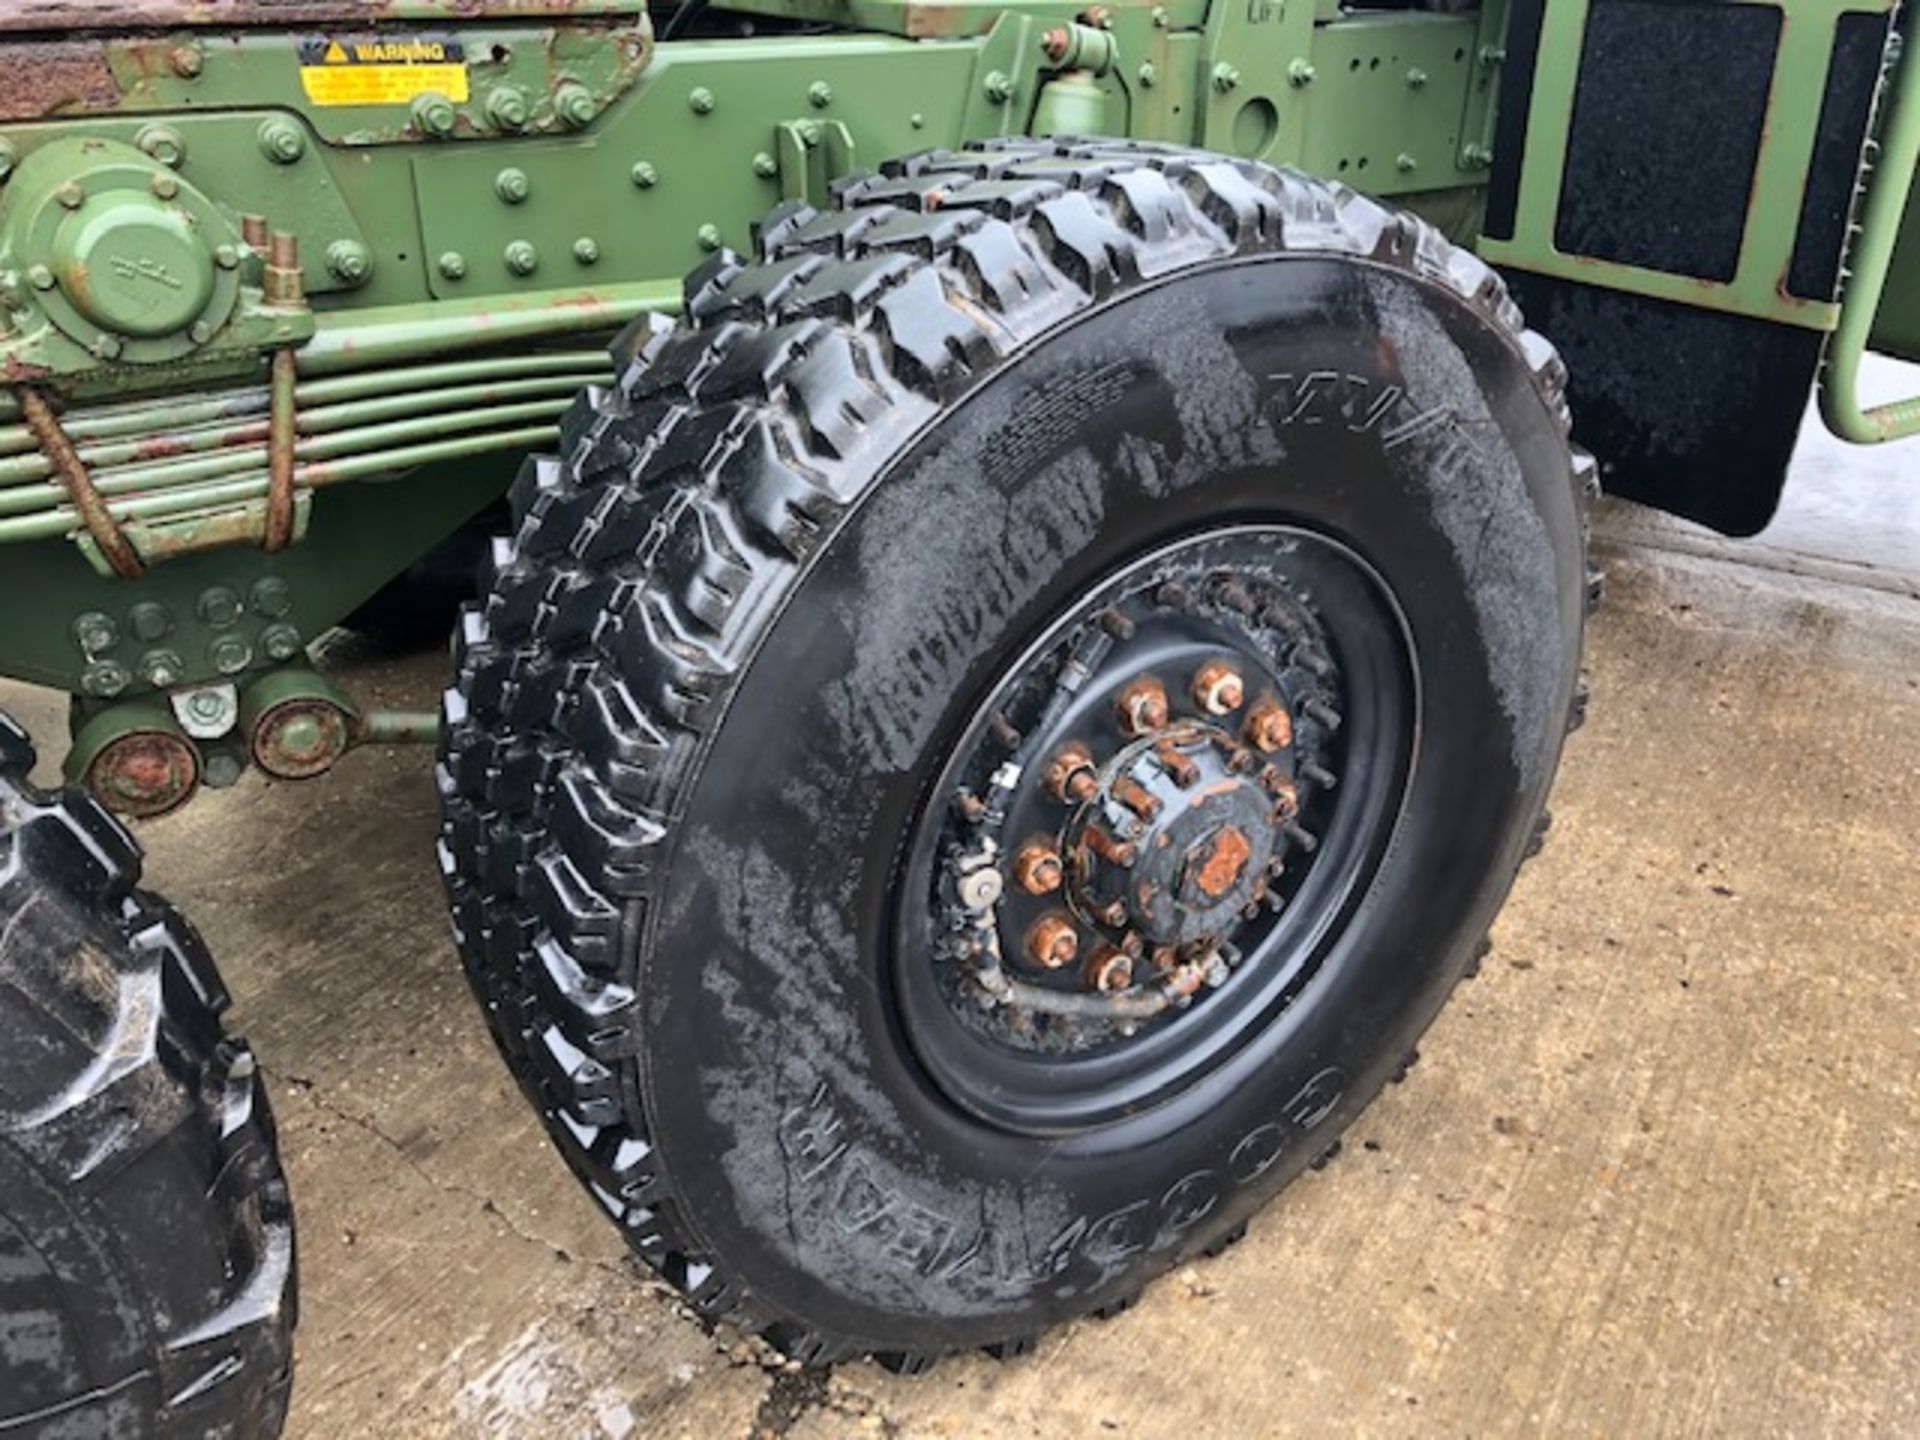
[0,710,296,1438]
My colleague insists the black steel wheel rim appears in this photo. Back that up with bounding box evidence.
[892,524,1419,1135]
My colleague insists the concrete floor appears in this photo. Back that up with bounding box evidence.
[5,366,1918,1438]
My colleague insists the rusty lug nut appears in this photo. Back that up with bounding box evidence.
[1085,825,1138,868]
[1245,696,1294,753]
[1150,945,1179,974]
[1155,579,1192,609]
[1084,945,1134,993]
[1226,747,1258,774]
[1113,775,1162,821]
[1098,607,1136,640]
[1192,660,1245,716]
[1153,740,1200,787]
[1301,696,1343,731]
[1013,840,1065,895]
[1043,741,1098,803]
[1264,773,1301,821]
[989,711,1022,748]
[1116,674,1170,736]
[1027,912,1080,969]
[1100,898,1131,928]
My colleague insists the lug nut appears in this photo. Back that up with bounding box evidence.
[1013,840,1065,895]
[1043,741,1098,803]
[1084,826,1138,868]
[1116,674,1170,736]
[1099,899,1131,928]
[1084,945,1134,993]
[1027,912,1080,969]
[1192,660,1244,716]
[1245,696,1293,753]
[1262,770,1300,821]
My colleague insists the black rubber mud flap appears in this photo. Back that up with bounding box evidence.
[0,712,296,1438]
[440,139,1592,1368]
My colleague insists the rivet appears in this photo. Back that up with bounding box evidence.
[808,80,833,108]
[438,250,468,280]
[696,223,722,251]
[554,83,596,129]
[257,118,307,164]
[630,161,658,188]
[910,112,925,129]
[504,240,539,276]
[572,236,599,265]
[688,86,716,114]
[326,239,373,285]
[494,167,531,204]
[1211,63,1240,92]
[486,85,529,130]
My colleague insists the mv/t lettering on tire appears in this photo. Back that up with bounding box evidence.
[440,139,1592,1367]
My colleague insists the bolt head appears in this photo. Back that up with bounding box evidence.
[555,84,597,128]
[213,245,239,270]
[1085,946,1134,993]
[983,70,1014,103]
[1288,59,1316,86]
[808,80,833,108]
[1116,675,1170,737]
[149,171,179,200]
[74,611,118,653]
[26,264,54,291]
[260,622,303,661]
[438,251,468,280]
[82,661,130,698]
[688,86,716,115]
[696,224,722,252]
[326,240,373,285]
[208,634,252,676]
[572,237,600,265]
[957,868,1005,910]
[140,648,184,688]
[56,182,83,210]
[196,586,242,628]
[258,119,306,163]
[1212,63,1240,92]
[188,319,214,344]
[89,333,123,361]
[631,161,659,188]
[169,45,202,77]
[504,240,539,276]
[413,92,458,137]
[136,125,185,167]
[752,151,778,178]
[1244,697,1293,754]
[487,86,529,130]
[494,167,531,204]
[1013,841,1066,896]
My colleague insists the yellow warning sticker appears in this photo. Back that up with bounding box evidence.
[296,35,469,107]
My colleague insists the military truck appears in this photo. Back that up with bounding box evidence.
[2,0,1914,1432]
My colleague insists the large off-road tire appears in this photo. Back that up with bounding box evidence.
[440,138,1594,1367]
[0,712,296,1437]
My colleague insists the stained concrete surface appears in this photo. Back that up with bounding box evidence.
[4,363,1917,1437]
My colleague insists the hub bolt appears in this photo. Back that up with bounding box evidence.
[1027,912,1080,970]
[1245,696,1293,753]
[1116,674,1170,736]
[1084,945,1134,993]
[1085,825,1138,868]
[1043,741,1098,803]
[1112,775,1161,821]
[1013,841,1065,895]
[1154,740,1199,787]
[1192,660,1244,716]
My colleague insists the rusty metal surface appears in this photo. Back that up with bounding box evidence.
[12,385,145,578]
[0,40,117,120]
[0,1,645,31]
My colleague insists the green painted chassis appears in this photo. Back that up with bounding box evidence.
[0,0,1911,775]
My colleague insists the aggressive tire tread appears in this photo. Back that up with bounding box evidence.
[439,138,1589,1368]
